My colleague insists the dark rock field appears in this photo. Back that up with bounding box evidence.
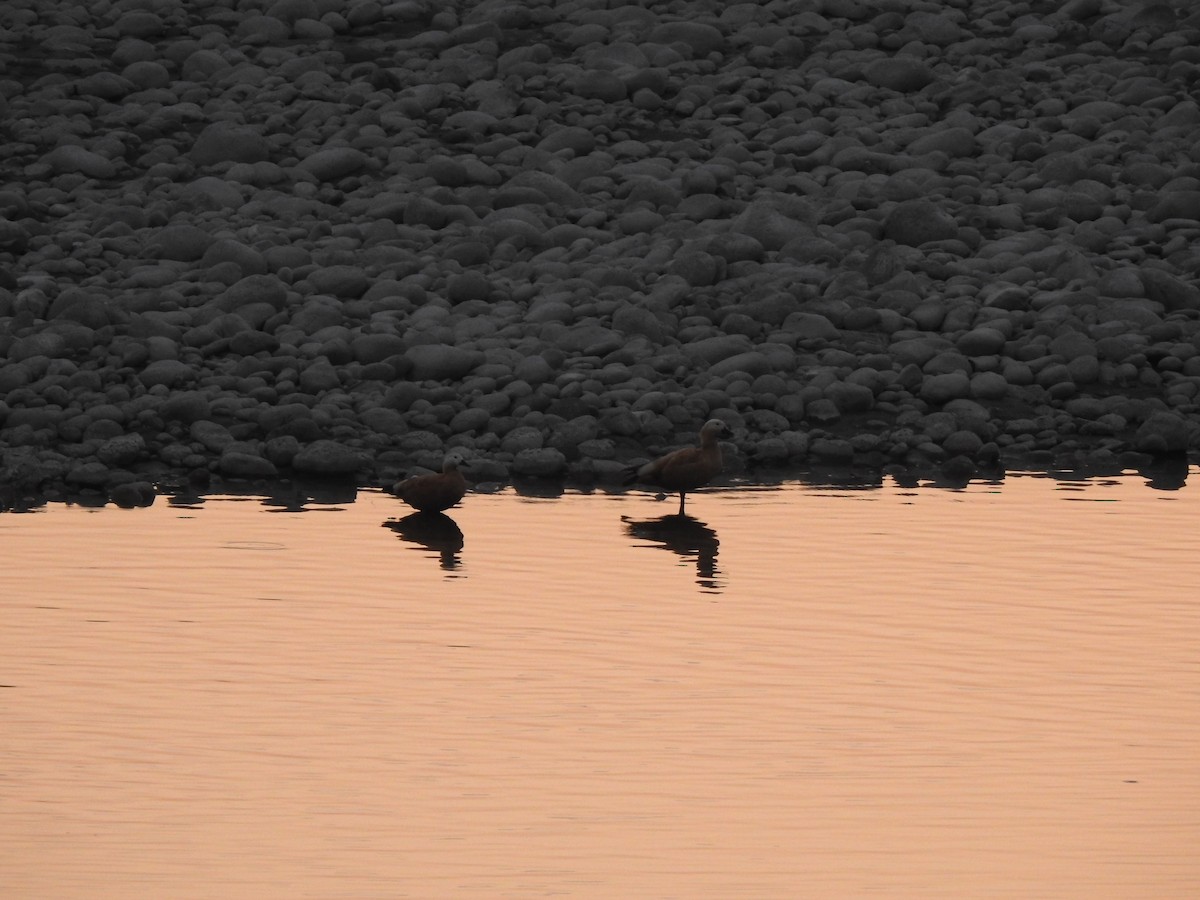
[3,0,1200,507]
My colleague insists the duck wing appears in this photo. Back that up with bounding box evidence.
[637,446,719,492]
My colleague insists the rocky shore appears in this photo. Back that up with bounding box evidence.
[3,0,1200,508]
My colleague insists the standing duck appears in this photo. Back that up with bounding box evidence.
[623,419,732,514]
[393,451,468,513]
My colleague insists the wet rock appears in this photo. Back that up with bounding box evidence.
[921,373,972,406]
[191,123,271,167]
[66,461,113,489]
[941,455,978,482]
[307,266,369,298]
[42,146,117,179]
[883,200,958,246]
[97,434,146,468]
[220,448,279,479]
[292,440,369,475]
[151,223,214,262]
[109,481,156,509]
[864,57,935,92]
[810,437,854,462]
[825,381,874,413]
[511,447,567,478]
[191,421,235,453]
[682,335,755,367]
[647,21,724,57]
[1141,269,1200,312]
[265,435,301,468]
[731,202,810,252]
[957,328,1007,357]
[970,372,1009,401]
[4,0,1200,501]
[352,333,407,365]
[406,344,484,381]
[942,430,984,458]
[1134,412,1192,455]
[295,147,368,182]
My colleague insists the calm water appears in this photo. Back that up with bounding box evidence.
[3,470,1199,899]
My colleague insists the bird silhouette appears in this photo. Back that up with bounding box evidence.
[392,451,468,513]
[623,419,731,514]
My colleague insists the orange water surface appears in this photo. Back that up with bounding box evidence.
[2,471,1198,898]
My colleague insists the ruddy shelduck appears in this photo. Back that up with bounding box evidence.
[393,450,468,513]
[624,418,731,514]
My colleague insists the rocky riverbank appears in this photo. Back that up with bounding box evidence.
[3,0,1200,508]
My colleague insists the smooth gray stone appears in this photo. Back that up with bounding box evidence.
[957,327,1008,357]
[1141,268,1200,311]
[942,429,984,457]
[307,265,370,298]
[1134,412,1193,455]
[810,437,854,461]
[150,223,213,261]
[96,434,146,467]
[680,335,754,366]
[730,202,810,251]
[42,145,117,179]
[181,177,245,212]
[511,447,567,478]
[646,21,724,57]
[805,398,840,423]
[191,421,235,453]
[160,392,211,423]
[446,271,491,303]
[352,334,407,365]
[65,461,112,488]
[1145,191,1200,224]
[709,351,775,379]
[190,123,270,166]
[7,332,67,362]
[265,435,301,467]
[920,372,971,405]
[781,312,839,342]
[924,351,972,376]
[883,199,958,246]
[109,481,156,508]
[406,344,483,381]
[863,57,934,92]
[889,337,948,368]
[219,449,279,478]
[292,440,369,474]
[298,361,340,393]
[970,372,1009,401]
[138,360,196,389]
[824,381,875,413]
[295,147,368,181]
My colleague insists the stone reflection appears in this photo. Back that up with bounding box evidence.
[623,513,722,591]
[1140,456,1189,491]
[384,511,464,571]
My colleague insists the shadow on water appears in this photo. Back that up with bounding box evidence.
[623,513,722,593]
[1139,455,1190,491]
[384,511,464,572]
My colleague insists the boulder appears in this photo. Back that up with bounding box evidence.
[292,440,369,474]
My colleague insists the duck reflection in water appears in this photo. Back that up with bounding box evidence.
[623,513,722,591]
[384,511,464,571]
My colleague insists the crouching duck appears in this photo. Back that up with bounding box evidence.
[393,450,468,513]
[623,418,732,514]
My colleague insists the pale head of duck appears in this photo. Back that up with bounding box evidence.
[700,419,733,442]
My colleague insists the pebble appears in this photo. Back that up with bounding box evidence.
[3,1,1200,506]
